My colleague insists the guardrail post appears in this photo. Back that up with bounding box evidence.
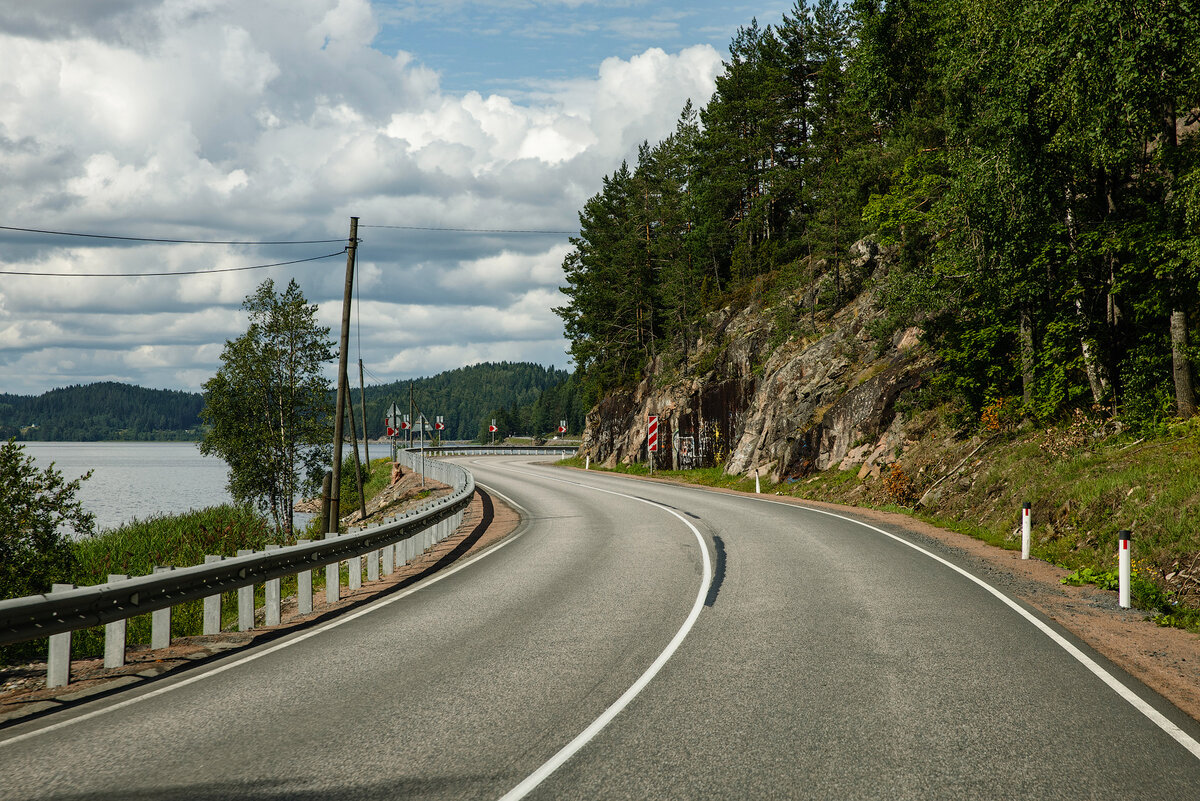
[151,567,173,649]
[47,583,74,688]
[202,556,222,634]
[325,533,340,605]
[296,540,312,615]
[347,529,362,590]
[265,545,282,626]
[381,539,393,576]
[369,544,382,581]
[104,573,129,668]
[237,550,254,630]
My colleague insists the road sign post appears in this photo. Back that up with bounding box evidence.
[647,415,658,474]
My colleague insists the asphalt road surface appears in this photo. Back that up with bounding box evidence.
[3,456,1200,800]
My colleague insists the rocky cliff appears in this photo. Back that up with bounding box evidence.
[581,239,934,482]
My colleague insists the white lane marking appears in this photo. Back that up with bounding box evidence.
[0,490,530,749]
[551,466,1200,762]
[491,466,712,801]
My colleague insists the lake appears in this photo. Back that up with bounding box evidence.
[18,442,232,534]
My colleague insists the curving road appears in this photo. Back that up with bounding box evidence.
[3,456,1200,800]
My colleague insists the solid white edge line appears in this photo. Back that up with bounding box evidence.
[0,487,530,750]
[555,466,1200,762]
[493,467,712,801]
[773,500,1200,762]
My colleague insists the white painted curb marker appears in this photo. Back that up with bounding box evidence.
[1021,502,1031,560]
[1119,529,1131,609]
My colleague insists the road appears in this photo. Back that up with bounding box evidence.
[3,456,1200,800]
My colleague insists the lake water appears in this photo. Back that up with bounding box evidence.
[18,442,232,534]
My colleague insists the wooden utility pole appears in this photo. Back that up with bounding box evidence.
[359,359,370,465]
[345,362,367,522]
[329,216,358,531]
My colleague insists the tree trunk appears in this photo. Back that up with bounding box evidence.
[1019,306,1034,407]
[1171,309,1196,418]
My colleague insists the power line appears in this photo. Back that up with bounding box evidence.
[0,248,347,277]
[360,223,575,235]
[0,224,347,245]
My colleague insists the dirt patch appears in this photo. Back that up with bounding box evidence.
[0,487,520,727]
[571,468,1200,724]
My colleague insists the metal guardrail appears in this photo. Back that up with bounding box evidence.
[0,458,476,676]
[410,444,578,457]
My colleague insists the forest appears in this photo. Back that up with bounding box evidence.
[1,362,579,443]
[0,382,205,441]
[348,362,581,443]
[557,0,1200,431]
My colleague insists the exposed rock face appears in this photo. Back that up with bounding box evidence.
[581,239,933,481]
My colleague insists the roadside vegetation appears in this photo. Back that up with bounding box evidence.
[562,414,1200,634]
[0,438,400,666]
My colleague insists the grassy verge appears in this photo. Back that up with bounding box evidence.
[562,418,1200,634]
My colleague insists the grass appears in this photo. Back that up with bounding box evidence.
[563,416,1200,634]
[67,504,281,659]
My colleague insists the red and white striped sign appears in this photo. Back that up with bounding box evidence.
[647,415,659,452]
[489,424,498,433]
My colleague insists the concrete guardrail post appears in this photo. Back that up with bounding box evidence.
[104,573,129,668]
[296,539,312,615]
[348,530,362,591]
[369,545,382,581]
[325,533,340,605]
[47,583,75,688]
[151,566,173,649]
[265,545,282,626]
[237,550,255,630]
[202,556,222,635]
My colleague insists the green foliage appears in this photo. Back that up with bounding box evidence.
[200,279,333,534]
[67,504,277,658]
[0,438,94,600]
[557,0,1200,434]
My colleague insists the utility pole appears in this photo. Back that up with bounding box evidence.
[345,362,366,522]
[329,216,358,532]
[409,382,414,449]
[358,359,370,466]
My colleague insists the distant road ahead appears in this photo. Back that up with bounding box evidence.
[3,457,1200,800]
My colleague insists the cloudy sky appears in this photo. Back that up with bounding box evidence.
[0,0,788,396]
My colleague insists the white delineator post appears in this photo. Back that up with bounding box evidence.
[585,455,589,470]
[755,470,761,494]
[1118,529,1132,609]
[1021,502,1032,560]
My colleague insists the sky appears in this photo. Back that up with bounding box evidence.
[0,0,790,397]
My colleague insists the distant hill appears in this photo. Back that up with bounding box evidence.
[1,363,573,442]
[0,382,205,441]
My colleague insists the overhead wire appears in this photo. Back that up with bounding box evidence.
[0,224,347,245]
[360,223,575,235]
[0,248,348,277]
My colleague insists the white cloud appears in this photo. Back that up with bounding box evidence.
[0,0,723,395]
